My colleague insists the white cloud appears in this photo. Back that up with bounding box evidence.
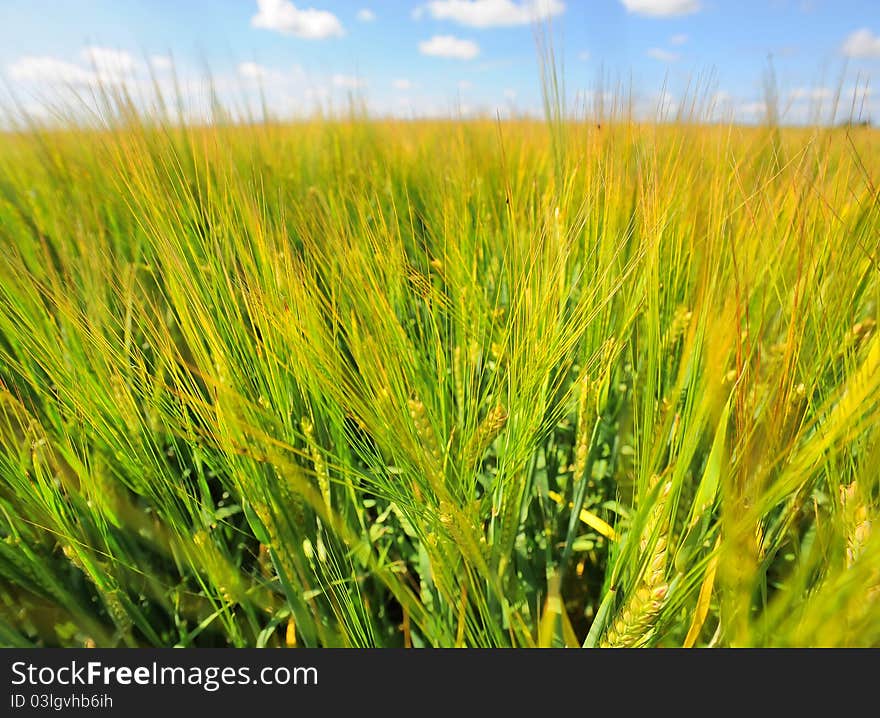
[305,86,331,104]
[419,35,480,59]
[504,88,517,100]
[332,73,365,89]
[578,50,591,61]
[393,78,414,90]
[7,56,95,86]
[620,0,701,17]
[647,47,679,62]
[841,85,875,121]
[738,101,767,117]
[845,85,873,99]
[239,61,270,79]
[356,8,376,21]
[458,79,474,89]
[19,101,54,120]
[81,47,137,73]
[789,87,832,101]
[705,92,733,121]
[236,62,304,89]
[841,28,880,58]
[5,54,332,126]
[5,48,140,89]
[150,55,173,71]
[654,91,677,114]
[425,0,565,28]
[251,0,345,39]
[669,33,688,45]
[79,46,140,83]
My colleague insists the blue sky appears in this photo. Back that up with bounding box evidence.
[1,1,878,123]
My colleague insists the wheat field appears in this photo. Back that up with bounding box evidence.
[0,86,878,647]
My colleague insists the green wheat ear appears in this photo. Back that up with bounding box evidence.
[601,481,672,648]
